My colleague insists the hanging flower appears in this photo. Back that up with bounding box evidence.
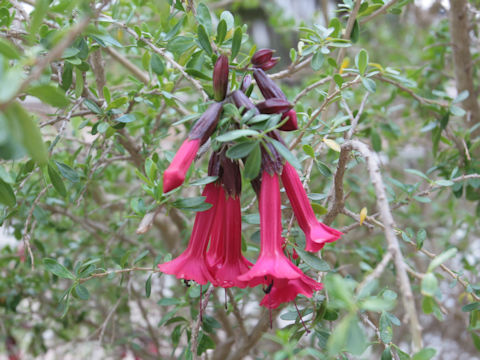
[163,102,223,193]
[237,171,302,287]
[260,276,323,309]
[158,182,220,285]
[281,162,342,252]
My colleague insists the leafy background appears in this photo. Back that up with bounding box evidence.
[0,0,479,359]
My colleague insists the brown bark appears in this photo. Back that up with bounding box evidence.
[449,0,480,137]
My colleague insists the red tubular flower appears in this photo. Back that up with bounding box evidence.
[260,276,323,309]
[163,102,223,193]
[206,191,226,269]
[281,162,343,252]
[213,55,229,101]
[237,171,301,286]
[214,194,253,288]
[163,139,200,193]
[157,183,220,285]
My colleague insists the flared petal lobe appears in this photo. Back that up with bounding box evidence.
[237,172,301,286]
[260,276,323,309]
[281,162,342,252]
[158,183,221,285]
[163,139,200,193]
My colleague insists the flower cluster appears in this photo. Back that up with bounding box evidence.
[159,50,342,310]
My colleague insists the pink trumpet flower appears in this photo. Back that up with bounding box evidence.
[207,191,226,269]
[162,102,223,193]
[281,162,342,252]
[214,194,253,288]
[158,183,220,285]
[238,171,301,286]
[162,139,200,193]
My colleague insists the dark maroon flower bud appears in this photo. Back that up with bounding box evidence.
[189,102,224,144]
[256,98,293,114]
[220,156,242,197]
[253,68,287,100]
[213,55,229,101]
[231,90,259,114]
[208,151,222,177]
[279,109,298,131]
[254,57,279,71]
[261,141,284,175]
[240,74,252,93]
[251,48,274,66]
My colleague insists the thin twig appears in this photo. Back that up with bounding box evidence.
[359,0,402,24]
[191,285,215,360]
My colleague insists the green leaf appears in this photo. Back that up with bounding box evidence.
[226,141,258,159]
[83,99,102,114]
[216,129,259,142]
[145,274,152,298]
[172,196,212,211]
[434,179,454,187]
[296,248,330,271]
[74,284,90,300]
[452,90,469,104]
[216,19,227,44]
[379,312,392,343]
[427,247,457,272]
[0,38,20,59]
[421,273,438,297]
[196,3,212,33]
[116,113,136,123]
[450,105,466,117]
[413,195,431,203]
[150,53,165,75]
[412,348,436,360]
[269,139,302,171]
[197,332,215,355]
[231,27,242,59]
[405,168,430,181]
[197,25,212,56]
[461,302,480,312]
[189,176,218,186]
[55,161,80,183]
[303,144,315,158]
[416,228,426,250]
[371,130,382,152]
[311,52,324,71]
[355,49,368,76]
[4,103,48,165]
[244,143,261,180]
[48,164,67,197]
[27,84,70,108]
[134,250,150,264]
[381,348,393,360]
[0,179,16,207]
[43,258,75,279]
[30,0,49,36]
[185,68,212,81]
[361,77,376,93]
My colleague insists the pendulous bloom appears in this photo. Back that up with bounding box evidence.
[157,182,220,285]
[163,102,223,193]
[281,161,343,252]
[237,171,302,287]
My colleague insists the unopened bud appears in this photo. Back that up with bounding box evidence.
[213,55,229,101]
[253,57,279,71]
[240,74,252,94]
[251,49,274,66]
[279,109,298,131]
[189,102,224,144]
[253,68,286,100]
[256,98,292,114]
[231,90,259,114]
